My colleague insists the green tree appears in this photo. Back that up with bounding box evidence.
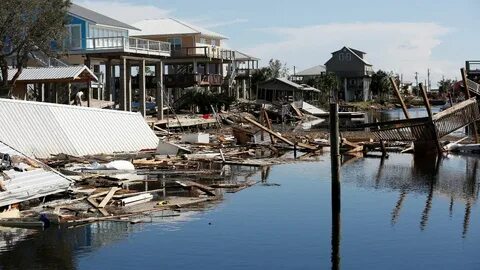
[370,70,395,102]
[438,78,455,94]
[251,58,289,87]
[0,0,71,96]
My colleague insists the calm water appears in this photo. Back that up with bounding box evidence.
[0,153,479,269]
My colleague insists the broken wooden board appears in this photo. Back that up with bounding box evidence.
[244,117,317,151]
[98,187,121,208]
[175,180,216,196]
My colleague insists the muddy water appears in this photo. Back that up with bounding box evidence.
[0,153,479,269]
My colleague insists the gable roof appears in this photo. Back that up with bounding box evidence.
[131,18,228,39]
[297,65,326,76]
[3,65,98,83]
[68,3,140,31]
[259,78,320,92]
[327,46,371,66]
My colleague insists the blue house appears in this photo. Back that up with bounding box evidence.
[66,3,170,57]
[61,4,171,117]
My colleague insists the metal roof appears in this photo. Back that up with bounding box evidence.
[259,78,321,92]
[0,141,72,207]
[329,46,372,66]
[296,65,326,76]
[0,99,159,158]
[131,18,228,39]
[4,65,98,83]
[234,51,260,61]
[69,3,140,31]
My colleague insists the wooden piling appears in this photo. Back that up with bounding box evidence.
[419,83,443,154]
[461,68,479,143]
[390,77,411,119]
[330,101,341,270]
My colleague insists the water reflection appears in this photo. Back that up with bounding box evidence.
[343,153,480,239]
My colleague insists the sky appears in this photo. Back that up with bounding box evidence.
[75,0,479,86]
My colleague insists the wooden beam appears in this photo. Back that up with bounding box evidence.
[389,77,410,119]
[419,83,443,154]
[98,187,121,208]
[244,116,317,150]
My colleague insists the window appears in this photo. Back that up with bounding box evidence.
[339,53,344,61]
[167,38,182,50]
[199,37,207,44]
[66,25,82,50]
[346,53,351,61]
[211,39,217,46]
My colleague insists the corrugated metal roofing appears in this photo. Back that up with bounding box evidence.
[0,99,159,158]
[4,65,98,82]
[69,3,140,31]
[297,65,326,76]
[131,18,228,39]
[259,78,321,92]
[0,141,72,207]
[234,51,260,61]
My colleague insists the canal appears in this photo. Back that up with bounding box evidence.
[0,153,479,269]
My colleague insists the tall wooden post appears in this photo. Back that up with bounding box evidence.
[461,68,478,143]
[119,58,127,111]
[330,98,341,270]
[105,59,113,102]
[139,59,146,117]
[156,61,164,120]
[419,83,443,154]
[390,77,410,119]
[126,61,132,112]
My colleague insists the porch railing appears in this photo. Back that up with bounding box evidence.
[83,36,171,55]
[171,46,235,60]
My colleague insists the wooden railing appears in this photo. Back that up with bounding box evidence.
[83,36,171,55]
[171,46,235,60]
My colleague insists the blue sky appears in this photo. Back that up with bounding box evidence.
[75,0,479,85]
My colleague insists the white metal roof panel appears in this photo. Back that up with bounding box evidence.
[69,3,140,31]
[5,65,98,82]
[131,18,228,39]
[0,99,159,158]
[0,141,72,207]
[297,65,326,76]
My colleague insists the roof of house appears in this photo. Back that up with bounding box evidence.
[3,65,98,83]
[0,99,159,158]
[234,51,260,61]
[131,18,228,39]
[259,78,320,92]
[68,3,140,31]
[327,46,372,66]
[0,141,72,207]
[296,65,326,76]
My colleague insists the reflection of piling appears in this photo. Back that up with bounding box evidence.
[330,102,341,270]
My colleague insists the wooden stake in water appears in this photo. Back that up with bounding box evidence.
[330,101,341,270]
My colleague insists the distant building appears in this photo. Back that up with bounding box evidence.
[256,78,321,103]
[291,65,326,84]
[325,46,374,102]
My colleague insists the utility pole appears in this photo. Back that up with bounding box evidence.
[427,68,431,92]
[415,72,419,86]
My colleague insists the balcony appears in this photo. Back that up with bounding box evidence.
[466,61,480,75]
[170,46,235,60]
[164,74,224,88]
[72,36,171,57]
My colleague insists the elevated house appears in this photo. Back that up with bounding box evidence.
[131,18,258,108]
[325,47,374,102]
[59,4,171,117]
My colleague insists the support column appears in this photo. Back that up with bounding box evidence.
[139,59,146,117]
[54,83,58,104]
[105,59,113,102]
[156,61,164,120]
[119,58,127,111]
[67,83,72,105]
[126,61,132,111]
[41,83,45,102]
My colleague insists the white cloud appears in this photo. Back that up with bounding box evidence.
[74,0,172,24]
[244,22,455,84]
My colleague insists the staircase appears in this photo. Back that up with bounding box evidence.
[30,51,69,67]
